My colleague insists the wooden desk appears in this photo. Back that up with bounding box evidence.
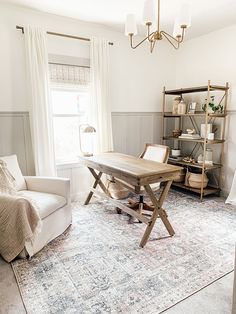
[79,152,182,247]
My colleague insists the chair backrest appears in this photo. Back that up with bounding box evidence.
[139,144,170,163]
[0,155,27,191]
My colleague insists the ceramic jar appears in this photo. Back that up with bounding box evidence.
[200,123,213,138]
[208,132,214,140]
[177,99,187,115]
[172,96,182,115]
[205,148,213,162]
[197,154,203,164]
[171,149,181,157]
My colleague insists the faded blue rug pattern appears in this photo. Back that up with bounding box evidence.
[12,191,236,314]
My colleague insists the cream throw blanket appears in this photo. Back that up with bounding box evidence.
[0,160,42,262]
[0,194,42,262]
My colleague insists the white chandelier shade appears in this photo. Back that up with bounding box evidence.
[178,3,191,28]
[142,0,156,25]
[125,14,137,36]
[173,19,182,38]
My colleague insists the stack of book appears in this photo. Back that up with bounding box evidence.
[178,133,201,139]
[169,156,182,161]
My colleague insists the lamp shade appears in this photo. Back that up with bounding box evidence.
[179,3,191,28]
[83,126,96,133]
[143,0,156,25]
[125,14,137,36]
[173,19,182,38]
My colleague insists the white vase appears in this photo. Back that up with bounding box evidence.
[172,97,181,114]
[177,100,187,115]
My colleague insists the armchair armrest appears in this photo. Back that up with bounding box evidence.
[24,176,70,203]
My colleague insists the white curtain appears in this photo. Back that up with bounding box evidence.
[90,37,113,153]
[24,25,56,176]
[226,170,236,205]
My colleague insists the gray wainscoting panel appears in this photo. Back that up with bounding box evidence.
[0,112,34,175]
[1,110,235,197]
[112,112,162,156]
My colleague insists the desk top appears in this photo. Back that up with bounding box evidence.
[79,152,182,186]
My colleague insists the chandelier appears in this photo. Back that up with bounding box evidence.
[125,0,191,52]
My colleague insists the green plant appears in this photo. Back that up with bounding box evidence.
[202,96,223,113]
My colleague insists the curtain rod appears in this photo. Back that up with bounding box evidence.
[16,25,114,46]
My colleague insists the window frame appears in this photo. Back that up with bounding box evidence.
[50,85,90,166]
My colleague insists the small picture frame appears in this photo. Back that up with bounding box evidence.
[188,102,197,114]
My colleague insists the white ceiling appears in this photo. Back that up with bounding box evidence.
[2,0,236,39]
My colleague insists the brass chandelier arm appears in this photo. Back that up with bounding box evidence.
[176,26,186,44]
[160,30,184,45]
[160,31,180,49]
[180,28,186,43]
[160,31,183,50]
[129,32,155,49]
[147,23,153,42]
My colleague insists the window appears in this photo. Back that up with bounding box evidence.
[49,61,90,165]
[51,87,89,164]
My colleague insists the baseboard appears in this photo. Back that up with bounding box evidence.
[71,191,90,202]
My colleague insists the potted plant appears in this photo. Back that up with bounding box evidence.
[202,96,223,113]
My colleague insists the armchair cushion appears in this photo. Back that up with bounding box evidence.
[0,155,27,191]
[24,176,70,200]
[20,190,66,220]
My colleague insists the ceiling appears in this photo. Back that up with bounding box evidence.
[2,0,236,39]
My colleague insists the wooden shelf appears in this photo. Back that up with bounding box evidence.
[168,159,222,171]
[162,81,228,199]
[163,136,225,144]
[163,112,227,118]
[171,182,220,196]
[164,85,229,95]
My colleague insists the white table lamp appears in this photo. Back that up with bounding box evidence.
[79,124,96,157]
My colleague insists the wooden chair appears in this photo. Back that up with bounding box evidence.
[116,143,170,221]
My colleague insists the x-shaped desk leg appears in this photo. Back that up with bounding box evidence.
[139,180,175,248]
[84,168,109,205]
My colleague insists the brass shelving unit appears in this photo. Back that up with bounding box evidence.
[161,80,229,200]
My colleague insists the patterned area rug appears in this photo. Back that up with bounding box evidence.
[12,191,236,314]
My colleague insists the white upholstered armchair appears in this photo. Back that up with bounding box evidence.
[0,155,71,257]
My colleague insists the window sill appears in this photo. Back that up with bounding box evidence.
[56,160,84,170]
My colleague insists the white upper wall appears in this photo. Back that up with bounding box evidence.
[175,24,236,192]
[175,24,236,110]
[0,3,176,113]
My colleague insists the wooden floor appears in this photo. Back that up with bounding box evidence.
[0,257,26,313]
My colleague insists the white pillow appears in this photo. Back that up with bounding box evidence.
[0,155,27,191]
[0,160,17,195]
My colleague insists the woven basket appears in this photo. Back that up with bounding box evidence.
[174,168,186,183]
[185,172,208,188]
[107,179,129,199]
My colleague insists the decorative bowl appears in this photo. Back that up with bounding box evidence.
[172,129,182,138]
